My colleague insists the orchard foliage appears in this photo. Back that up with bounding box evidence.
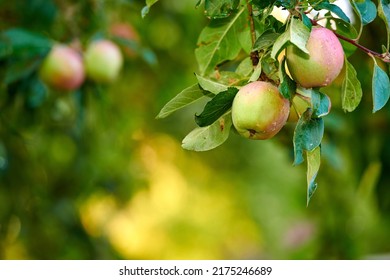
[156,0,390,204]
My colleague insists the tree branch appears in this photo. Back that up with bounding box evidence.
[246,0,259,66]
[334,32,390,63]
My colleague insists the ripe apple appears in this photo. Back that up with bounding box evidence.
[232,81,290,140]
[39,44,85,91]
[286,26,344,88]
[109,23,139,58]
[84,40,123,83]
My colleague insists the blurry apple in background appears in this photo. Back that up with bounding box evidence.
[109,23,139,58]
[39,44,85,91]
[84,40,124,84]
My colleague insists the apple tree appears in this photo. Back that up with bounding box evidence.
[155,0,390,204]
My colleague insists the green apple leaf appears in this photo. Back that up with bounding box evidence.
[352,0,377,25]
[156,84,207,119]
[235,57,253,77]
[341,59,363,112]
[372,64,390,113]
[300,11,313,30]
[311,89,331,118]
[196,73,229,94]
[195,87,238,127]
[253,32,280,52]
[278,56,296,100]
[306,146,321,206]
[314,2,351,23]
[249,62,262,82]
[271,17,310,59]
[182,113,232,151]
[378,0,390,49]
[293,109,324,165]
[195,6,246,76]
[204,0,240,19]
[196,72,245,94]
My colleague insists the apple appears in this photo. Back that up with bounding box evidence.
[84,40,123,83]
[286,26,344,88]
[109,23,139,58]
[232,81,290,140]
[39,44,85,91]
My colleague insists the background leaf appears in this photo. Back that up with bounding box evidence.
[341,59,363,112]
[156,84,206,119]
[182,113,232,151]
[372,64,390,113]
[195,87,238,127]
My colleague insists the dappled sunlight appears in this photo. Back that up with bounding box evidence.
[79,134,263,259]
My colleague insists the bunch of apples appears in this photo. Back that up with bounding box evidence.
[232,26,344,140]
[39,23,138,91]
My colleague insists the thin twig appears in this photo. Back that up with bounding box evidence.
[246,0,256,46]
[246,0,259,66]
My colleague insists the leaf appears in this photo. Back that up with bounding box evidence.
[4,56,44,85]
[1,28,52,58]
[306,146,321,206]
[249,62,262,82]
[271,17,310,59]
[204,0,240,19]
[378,0,390,48]
[293,109,324,165]
[196,73,229,94]
[182,113,232,151]
[314,2,351,23]
[235,57,253,76]
[195,6,246,75]
[311,89,331,118]
[341,59,363,112]
[372,64,390,113]
[156,84,206,119]
[25,78,48,109]
[278,56,296,100]
[195,87,238,127]
[300,11,313,30]
[141,0,159,17]
[253,32,280,52]
[352,0,377,25]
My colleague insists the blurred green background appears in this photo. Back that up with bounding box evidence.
[0,0,390,260]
